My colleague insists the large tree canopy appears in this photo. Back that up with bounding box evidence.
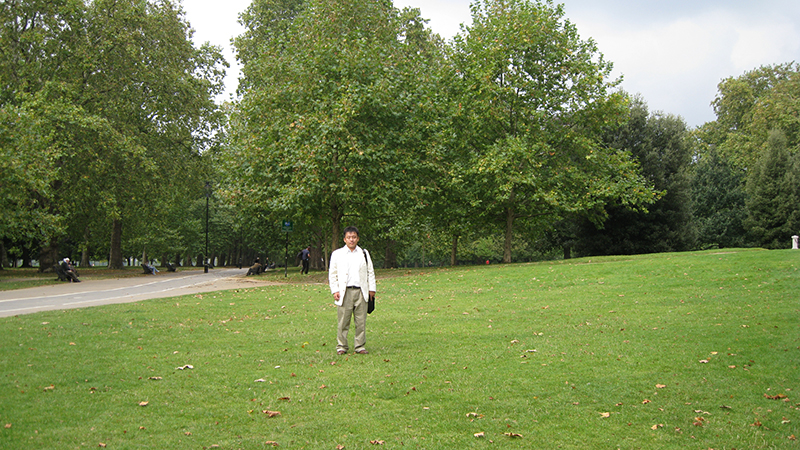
[451,0,656,262]
[230,0,446,257]
[0,0,226,269]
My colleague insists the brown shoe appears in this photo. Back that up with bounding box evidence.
[337,350,347,355]
[355,349,368,354]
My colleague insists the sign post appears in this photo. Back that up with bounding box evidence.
[282,220,293,277]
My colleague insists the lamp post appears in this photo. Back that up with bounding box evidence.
[204,181,210,273]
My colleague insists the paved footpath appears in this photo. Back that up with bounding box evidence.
[0,268,280,317]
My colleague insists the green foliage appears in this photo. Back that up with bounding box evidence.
[576,97,695,256]
[706,62,800,170]
[691,147,748,249]
[0,0,226,268]
[450,0,656,262]
[1,249,798,448]
[744,130,800,248]
[230,0,447,255]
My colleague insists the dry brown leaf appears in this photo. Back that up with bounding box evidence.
[99,444,106,448]
[336,445,345,450]
[474,432,485,438]
[369,440,385,445]
[764,393,788,400]
[655,384,666,389]
[139,401,149,407]
[184,431,192,436]
[43,385,55,391]
[600,412,611,418]
[263,410,281,418]
[175,365,193,370]
[265,441,279,447]
[504,432,523,438]
[642,399,651,404]
[4,424,11,429]
[149,377,162,380]
[278,397,290,401]
[255,378,267,382]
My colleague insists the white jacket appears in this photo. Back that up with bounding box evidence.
[328,245,376,306]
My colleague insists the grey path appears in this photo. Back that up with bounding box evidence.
[0,268,274,318]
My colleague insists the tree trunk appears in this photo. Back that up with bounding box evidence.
[503,204,514,264]
[80,226,91,268]
[0,239,7,269]
[109,218,124,269]
[330,205,342,266]
[450,235,459,266]
[38,241,58,272]
[384,238,397,268]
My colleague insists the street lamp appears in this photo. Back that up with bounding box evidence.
[204,181,211,273]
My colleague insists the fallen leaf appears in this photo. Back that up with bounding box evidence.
[751,420,762,427]
[336,445,345,450]
[278,397,291,401]
[504,432,523,438]
[265,441,279,447]
[99,444,106,448]
[600,412,611,418]
[139,401,149,407]
[262,410,281,418]
[148,377,162,380]
[255,378,267,382]
[764,393,788,400]
[789,435,796,441]
[655,384,666,389]
[651,424,664,430]
[43,385,55,391]
[642,399,651,404]
[184,431,192,436]
[4,424,11,429]
[175,365,193,370]
[699,360,709,364]
[369,440,385,445]
[474,432,485,438]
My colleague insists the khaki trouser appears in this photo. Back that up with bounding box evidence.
[337,287,367,352]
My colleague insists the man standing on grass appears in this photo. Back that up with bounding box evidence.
[328,226,376,355]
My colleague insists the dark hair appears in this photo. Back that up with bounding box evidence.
[343,226,359,237]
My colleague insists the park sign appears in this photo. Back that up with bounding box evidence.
[281,220,293,233]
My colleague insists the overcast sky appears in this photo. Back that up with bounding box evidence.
[183,0,800,128]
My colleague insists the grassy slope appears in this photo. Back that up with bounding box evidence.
[0,249,797,449]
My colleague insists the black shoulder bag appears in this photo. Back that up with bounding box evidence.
[364,249,375,314]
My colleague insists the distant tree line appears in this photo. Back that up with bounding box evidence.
[2,0,798,272]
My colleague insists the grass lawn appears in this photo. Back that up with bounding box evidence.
[0,266,191,291]
[0,248,798,449]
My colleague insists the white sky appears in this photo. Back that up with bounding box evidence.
[183,0,800,128]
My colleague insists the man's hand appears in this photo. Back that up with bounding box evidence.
[333,292,340,302]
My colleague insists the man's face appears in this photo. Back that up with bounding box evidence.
[344,231,359,250]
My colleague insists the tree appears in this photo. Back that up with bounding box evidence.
[451,0,655,262]
[690,147,747,248]
[707,63,800,170]
[744,130,800,248]
[0,0,226,270]
[576,98,694,256]
[230,0,446,258]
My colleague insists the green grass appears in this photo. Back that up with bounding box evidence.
[0,266,188,291]
[1,249,798,449]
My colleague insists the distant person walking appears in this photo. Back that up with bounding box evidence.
[300,246,311,274]
[328,226,376,355]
